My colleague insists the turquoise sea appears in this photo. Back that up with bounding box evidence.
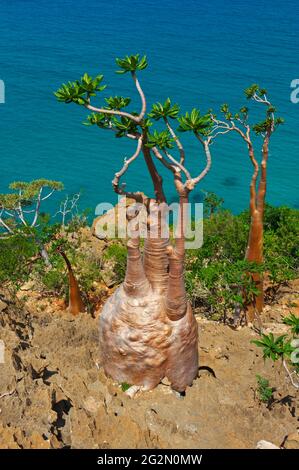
[0,0,298,215]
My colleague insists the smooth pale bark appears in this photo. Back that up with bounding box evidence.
[245,132,270,321]
[143,201,169,293]
[166,193,189,321]
[245,211,264,320]
[99,199,198,392]
[124,235,150,297]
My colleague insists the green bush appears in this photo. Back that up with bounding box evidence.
[42,269,68,295]
[103,242,127,283]
[252,321,299,390]
[185,204,299,319]
[256,374,274,405]
[0,234,37,287]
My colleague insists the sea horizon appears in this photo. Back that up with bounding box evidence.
[0,0,298,216]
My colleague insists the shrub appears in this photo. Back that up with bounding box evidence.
[103,242,127,283]
[0,234,37,287]
[256,374,274,405]
[185,204,299,320]
[252,327,299,389]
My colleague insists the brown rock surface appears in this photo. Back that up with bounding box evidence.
[0,284,298,449]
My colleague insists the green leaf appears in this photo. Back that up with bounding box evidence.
[115,54,148,74]
[54,74,106,105]
[104,96,131,110]
[149,98,180,121]
[178,109,212,135]
[145,130,174,150]
[283,313,299,335]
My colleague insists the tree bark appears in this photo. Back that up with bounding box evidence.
[99,198,198,392]
[142,144,166,203]
[58,250,85,316]
[245,211,264,320]
[166,192,189,321]
[244,133,270,321]
[143,201,169,293]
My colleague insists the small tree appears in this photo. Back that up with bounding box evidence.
[0,179,64,266]
[252,316,299,390]
[54,192,82,228]
[212,86,283,321]
[56,245,85,315]
[55,54,221,392]
[202,190,224,218]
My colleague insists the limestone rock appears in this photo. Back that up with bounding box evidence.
[283,431,299,449]
[256,440,280,449]
[0,299,8,312]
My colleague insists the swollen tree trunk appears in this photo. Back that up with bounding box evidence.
[99,199,198,392]
[245,133,270,321]
[58,249,85,316]
[245,211,264,320]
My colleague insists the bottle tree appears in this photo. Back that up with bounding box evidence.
[55,54,220,393]
[56,245,85,316]
[212,86,283,322]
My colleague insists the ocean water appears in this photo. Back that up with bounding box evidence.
[0,0,298,216]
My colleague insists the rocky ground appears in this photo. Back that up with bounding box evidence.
[0,278,298,449]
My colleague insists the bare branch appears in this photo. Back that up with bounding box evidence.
[54,193,81,227]
[283,360,299,389]
[85,103,139,123]
[85,71,146,125]
[211,115,250,143]
[164,118,185,164]
[191,137,212,185]
[132,71,146,121]
[0,217,14,234]
[17,190,27,227]
[4,210,14,217]
[252,92,271,107]
[41,189,55,201]
[164,150,191,180]
[151,146,177,174]
[31,187,43,227]
[210,128,232,139]
[112,137,147,203]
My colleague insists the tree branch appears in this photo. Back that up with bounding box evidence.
[143,145,166,203]
[31,187,43,227]
[0,216,14,234]
[164,117,185,164]
[164,150,191,180]
[191,137,212,185]
[257,129,270,216]
[248,142,259,214]
[112,136,148,204]
[151,146,177,174]
[85,71,146,124]
[132,71,146,121]
[283,359,299,389]
[85,103,139,123]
